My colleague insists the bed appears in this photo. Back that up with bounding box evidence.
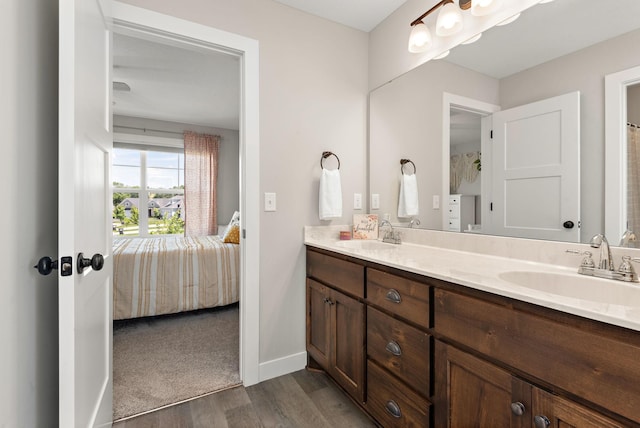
[113,235,239,320]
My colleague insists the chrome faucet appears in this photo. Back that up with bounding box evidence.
[568,234,639,282]
[409,218,421,228]
[379,220,401,244]
[589,233,614,271]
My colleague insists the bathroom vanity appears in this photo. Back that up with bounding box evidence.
[305,227,640,427]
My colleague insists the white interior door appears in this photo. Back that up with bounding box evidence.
[489,91,580,242]
[59,0,113,426]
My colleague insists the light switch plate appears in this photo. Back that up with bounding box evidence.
[433,195,440,209]
[264,192,276,212]
[354,193,362,210]
[371,193,380,210]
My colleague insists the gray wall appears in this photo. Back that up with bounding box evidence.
[0,0,59,425]
[114,115,240,227]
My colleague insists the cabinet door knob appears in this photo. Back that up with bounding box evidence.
[385,289,402,304]
[385,340,402,356]
[510,401,525,416]
[534,415,551,428]
[385,400,402,418]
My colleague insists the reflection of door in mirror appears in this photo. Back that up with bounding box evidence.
[489,92,581,243]
[626,84,640,245]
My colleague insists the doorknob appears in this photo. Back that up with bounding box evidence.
[563,220,575,229]
[77,253,104,274]
[34,256,73,276]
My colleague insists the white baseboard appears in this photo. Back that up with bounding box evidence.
[258,351,307,382]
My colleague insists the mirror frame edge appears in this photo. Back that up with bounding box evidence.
[605,64,640,242]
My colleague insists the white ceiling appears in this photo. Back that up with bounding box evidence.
[112,33,240,130]
[272,0,407,32]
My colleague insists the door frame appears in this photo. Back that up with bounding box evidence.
[442,93,500,232]
[605,65,640,242]
[110,2,261,386]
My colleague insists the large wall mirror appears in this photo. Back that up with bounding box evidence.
[369,0,640,244]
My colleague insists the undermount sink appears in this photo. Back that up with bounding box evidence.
[334,240,398,251]
[499,270,640,306]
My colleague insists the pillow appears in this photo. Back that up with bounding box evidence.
[223,211,240,244]
[223,224,240,244]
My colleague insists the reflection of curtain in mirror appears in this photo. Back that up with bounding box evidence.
[627,124,640,234]
[450,154,463,193]
[184,131,220,236]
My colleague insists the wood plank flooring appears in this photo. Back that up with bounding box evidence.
[113,369,377,428]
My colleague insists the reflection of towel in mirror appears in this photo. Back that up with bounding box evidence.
[450,154,463,193]
[319,168,342,220]
[398,173,419,218]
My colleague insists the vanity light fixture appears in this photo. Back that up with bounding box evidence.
[433,50,451,59]
[408,0,477,53]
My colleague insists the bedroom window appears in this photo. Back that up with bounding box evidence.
[112,146,185,237]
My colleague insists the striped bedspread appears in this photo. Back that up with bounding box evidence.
[113,235,239,320]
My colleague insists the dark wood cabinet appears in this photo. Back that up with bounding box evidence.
[435,339,626,428]
[306,246,640,427]
[306,258,365,403]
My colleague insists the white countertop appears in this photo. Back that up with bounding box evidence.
[305,227,640,332]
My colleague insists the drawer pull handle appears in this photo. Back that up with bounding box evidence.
[385,289,402,304]
[385,400,402,419]
[534,415,551,428]
[510,402,525,416]
[385,340,402,356]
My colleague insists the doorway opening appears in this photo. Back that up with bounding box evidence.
[442,92,500,234]
[109,5,260,421]
[110,32,242,420]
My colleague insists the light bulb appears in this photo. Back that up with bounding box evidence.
[408,22,432,53]
[471,0,502,16]
[436,2,464,36]
[434,50,450,60]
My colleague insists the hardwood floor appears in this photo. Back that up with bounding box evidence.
[113,369,377,428]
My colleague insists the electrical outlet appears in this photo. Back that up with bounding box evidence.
[371,193,380,210]
[264,192,276,212]
[433,195,440,209]
[354,193,362,210]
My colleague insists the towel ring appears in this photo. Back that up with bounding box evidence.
[400,159,416,175]
[321,151,340,170]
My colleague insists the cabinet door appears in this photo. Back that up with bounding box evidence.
[532,388,626,428]
[306,279,331,370]
[331,288,365,403]
[435,340,528,428]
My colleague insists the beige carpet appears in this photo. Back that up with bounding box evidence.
[113,304,240,420]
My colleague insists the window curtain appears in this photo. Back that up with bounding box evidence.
[627,124,640,235]
[184,131,220,236]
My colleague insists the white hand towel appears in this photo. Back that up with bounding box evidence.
[398,173,419,218]
[319,168,343,220]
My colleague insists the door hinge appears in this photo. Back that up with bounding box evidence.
[242,229,246,239]
[490,202,493,211]
[490,130,493,139]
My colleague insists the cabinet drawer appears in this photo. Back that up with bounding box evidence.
[367,306,430,395]
[367,268,430,328]
[448,204,460,218]
[307,249,364,298]
[434,288,640,423]
[367,360,430,428]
